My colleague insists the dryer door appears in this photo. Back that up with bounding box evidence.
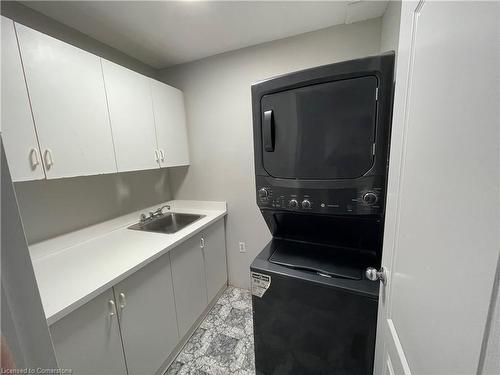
[261,76,378,180]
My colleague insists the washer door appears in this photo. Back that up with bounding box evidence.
[261,76,378,180]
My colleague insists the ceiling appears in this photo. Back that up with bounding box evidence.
[22,1,388,69]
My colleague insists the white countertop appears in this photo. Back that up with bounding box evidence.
[29,200,227,325]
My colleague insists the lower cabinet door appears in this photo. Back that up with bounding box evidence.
[170,234,208,338]
[114,253,179,375]
[202,219,227,302]
[50,289,127,375]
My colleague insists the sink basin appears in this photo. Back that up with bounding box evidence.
[128,213,205,234]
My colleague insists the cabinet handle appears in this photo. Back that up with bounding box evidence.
[118,292,126,310]
[154,149,160,163]
[108,299,117,317]
[200,237,205,249]
[29,148,40,169]
[160,149,165,162]
[44,149,54,169]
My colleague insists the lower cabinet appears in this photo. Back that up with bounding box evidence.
[201,219,227,302]
[170,234,208,338]
[50,218,227,375]
[169,218,227,338]
[114,252,178,375]
[50,289,127,375]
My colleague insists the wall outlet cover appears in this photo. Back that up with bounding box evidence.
[239,242,246,253]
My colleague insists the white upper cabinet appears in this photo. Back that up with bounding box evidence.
[101,60,160,172]
[15,23,117,179]
[1,17,45,181]
[4,20,189,178]
[150,79,190,167]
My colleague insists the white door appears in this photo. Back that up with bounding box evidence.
[1,17,45,181]
[102,59,160,172]
[374,2,500,375]
[150,79,190,167]
[170,235,208,338]
[201,219,227,302]
[15,23,117,179]
[114,252,179,375]
[50,289,127,375]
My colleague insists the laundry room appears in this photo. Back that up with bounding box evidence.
[1,1,499,375]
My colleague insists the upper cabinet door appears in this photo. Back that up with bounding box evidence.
[102,60,160,172]
[15,23,117,179]
[150,79,190,167]
[1,17,45,181]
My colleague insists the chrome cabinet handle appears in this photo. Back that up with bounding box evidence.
[160,149,165,162]
[29,148,40,169]
[44,149,54,169]
[154,149,160,163]
[118,292,126,309]
[108,299,117,317]
[200,237,205,249]
[365,267,387,284]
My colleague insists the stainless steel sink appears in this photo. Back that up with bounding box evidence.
[128,213,205,234]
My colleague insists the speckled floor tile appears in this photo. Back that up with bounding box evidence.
[166,287,255,375]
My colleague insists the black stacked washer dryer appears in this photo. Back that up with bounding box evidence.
[250,52,395,375]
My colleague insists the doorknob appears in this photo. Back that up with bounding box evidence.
[365,267,387,284]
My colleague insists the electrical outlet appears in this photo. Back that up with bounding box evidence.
[239,242,246,253]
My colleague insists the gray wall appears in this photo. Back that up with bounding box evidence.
[1,143,58,368]
[15,170,171,244]
[0,1,157,78]
[160,18,383,289]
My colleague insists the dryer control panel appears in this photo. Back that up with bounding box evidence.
[256,185,384,215]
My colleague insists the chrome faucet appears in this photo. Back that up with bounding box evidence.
[139,205,171,224]
[150,205,171,219]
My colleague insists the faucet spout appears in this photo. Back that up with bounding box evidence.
[140,205,171,224]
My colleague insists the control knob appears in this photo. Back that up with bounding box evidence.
[363,192,378,205]
[289,199,298,208]
[258,188,269,199]
[301,199,311,209]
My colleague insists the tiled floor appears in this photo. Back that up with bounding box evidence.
[165,286,255,375]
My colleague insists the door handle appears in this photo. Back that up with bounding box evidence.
[263,110,275,152]
[154,149,160,163]
[44,149,54,169]
[118,292,126,310]
[365,267,387,284]
[160,149,165,162]
[108,299,117,317]
[200,237,205,249]
[29,148,40,169]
